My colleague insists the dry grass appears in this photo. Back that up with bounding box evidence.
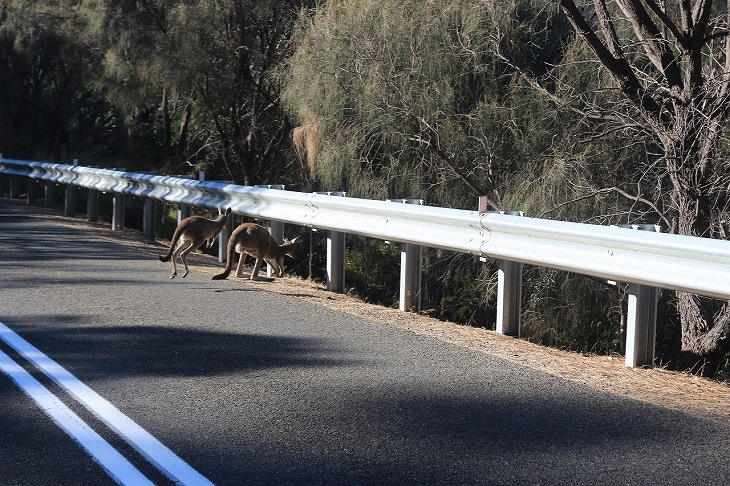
[11,199,730,427]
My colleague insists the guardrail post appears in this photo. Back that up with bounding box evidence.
[44,181,55,208]
[175,176,190,223]
[87,188,99,222]
[269,218,284,277]
[479,197,524,336]
[626,284,658,368]
[26,177,36,205]
[206,178,235,262]
[316,192,347,292]
[496,212,524,337]
[64,159,78,217]
[112,193,124,231]
[174,174,194,223]
[178,204,191,223]
[496,257,523,336]
[389,198,424,312]
[140,171,157,242]
[10,175,20,199]
[257,185,286,276]
[622,224,660,368]
[143,198,156,242]
[218,212,235,263]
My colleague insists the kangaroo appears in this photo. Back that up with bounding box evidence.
[159,207,232,279]
[212,222,298,281]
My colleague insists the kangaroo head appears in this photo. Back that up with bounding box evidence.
[216,207,232,220]
[281,236,299,257]
[266,236,299,278]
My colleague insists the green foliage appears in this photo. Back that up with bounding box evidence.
[422,251,496,327]
[522,269,623,355]
[283,0,541,207]
[345,237,401,305]
[280,0,649,355]
[0,0,317,181]
[0,0,126,161]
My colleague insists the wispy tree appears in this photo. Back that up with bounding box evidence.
[77,0,314,182]
[282,0,572,208]
[0,1,118,160]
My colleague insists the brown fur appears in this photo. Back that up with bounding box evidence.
[212,223,298,281]
[159,207,232,278]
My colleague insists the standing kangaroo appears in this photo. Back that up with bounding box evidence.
[159,207,232,279]
[212,223,298,281]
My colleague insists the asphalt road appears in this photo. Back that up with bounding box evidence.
[1,197,730,485]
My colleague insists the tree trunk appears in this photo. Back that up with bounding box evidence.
[177,101,193,163]
[161,87,172,163]
[674,289,730,375]
[668,146,730,375]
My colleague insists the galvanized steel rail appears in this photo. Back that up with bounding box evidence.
[3,157,728,298]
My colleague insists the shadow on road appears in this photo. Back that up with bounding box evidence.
[4,316,354,379]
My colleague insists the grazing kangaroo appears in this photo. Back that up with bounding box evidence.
[212,223,298,281]
[159,207,232,279]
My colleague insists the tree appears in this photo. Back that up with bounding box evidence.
[76,0,315,182]
[283,0,529,207]
[550,1,730,374]
[283,0,607,329]
[0,1,121,160]
[76,0,200,168]
[179,0,314,185]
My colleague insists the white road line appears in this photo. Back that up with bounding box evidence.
[0,321,214,486]
[0,349,154,486]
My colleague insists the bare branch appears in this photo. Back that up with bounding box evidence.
[539,185,671,228]
[594,0,624,58]
[644,0,686,47]
[614,0,684,97]
[559,0,664,118]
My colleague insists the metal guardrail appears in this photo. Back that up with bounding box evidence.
[3,157,730,367]
[3,157,730,298]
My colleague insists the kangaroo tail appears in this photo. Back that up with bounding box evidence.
[159,226,184,262]
[158,246,174,262]
[212,238,236,280]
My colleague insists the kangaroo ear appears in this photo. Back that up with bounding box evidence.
[289,236,299,244]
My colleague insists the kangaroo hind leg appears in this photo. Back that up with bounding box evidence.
[176,240,196,278]
[234,252,249,278]
[250,256,265,280]
[169,240,186,279]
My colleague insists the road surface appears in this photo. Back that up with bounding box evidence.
[1,198,729,485]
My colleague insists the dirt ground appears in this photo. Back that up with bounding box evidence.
[8,199,730,428]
